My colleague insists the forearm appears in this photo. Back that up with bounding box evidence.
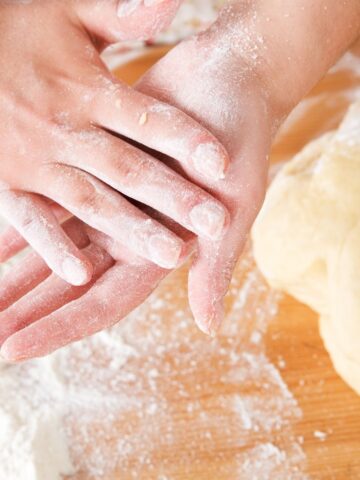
[213,0,360,119]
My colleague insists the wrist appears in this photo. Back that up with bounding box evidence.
[210,0,360,122]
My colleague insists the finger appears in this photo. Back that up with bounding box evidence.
[0,206,192,315]
[1,261,167,361]
[0,218,89,311]
[0,226,30,263]
[0,252,52,312]
[0,211,195,360]
[35,164,185,269]
[0,203,69,262]
[0,191,93,285]
[188,178,266,336]
[92,82,229,181]
[63,129,229,241]
[188,230,245,337]
[0,243,114,346]
[85,206,197,264]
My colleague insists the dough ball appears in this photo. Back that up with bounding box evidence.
[252,102,360,395]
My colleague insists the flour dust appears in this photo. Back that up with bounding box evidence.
[0,224,308,479]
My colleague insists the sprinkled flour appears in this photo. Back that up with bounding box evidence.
[0,210,308,479]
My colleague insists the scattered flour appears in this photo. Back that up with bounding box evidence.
[0,357,74,480]
[313,430,327,442]
[0,213,308,479]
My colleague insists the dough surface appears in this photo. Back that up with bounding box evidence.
[252,101,360,395]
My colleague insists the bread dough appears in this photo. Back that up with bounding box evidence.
[252,101,360,395]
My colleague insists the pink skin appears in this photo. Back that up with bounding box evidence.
[0,0,229,282]
[0,242,115,347]
[0,218,89,313]
[79,0,183,44]
[0,204,69,263]
[1,1,359,360]
[0,216,195,361]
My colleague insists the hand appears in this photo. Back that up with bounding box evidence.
[0,213,196,361]
[135,0,360,334]
[136,24,274,335]
[0,0,229,286]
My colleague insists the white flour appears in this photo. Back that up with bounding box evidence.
[0,359,74,480]
[0,218,308,479]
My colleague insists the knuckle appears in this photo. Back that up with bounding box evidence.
[74,181,99,208]
[110,150,150,188]
[51,166,100,209]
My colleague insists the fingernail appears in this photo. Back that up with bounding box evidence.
[192,143,227,180]
[117,0,142,17]
[197,301,224,337]
[190,202,227,240]
[148,234,182,269]
[62,258,90,286]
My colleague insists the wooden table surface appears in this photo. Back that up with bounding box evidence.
[75,47,360,480]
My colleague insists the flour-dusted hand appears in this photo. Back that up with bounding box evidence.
[0,215,196,361]
[136,32,270,335]
[0,0,229,283]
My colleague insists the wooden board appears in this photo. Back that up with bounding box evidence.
[75,46,360,480]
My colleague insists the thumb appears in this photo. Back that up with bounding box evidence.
[77,0,182,45]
